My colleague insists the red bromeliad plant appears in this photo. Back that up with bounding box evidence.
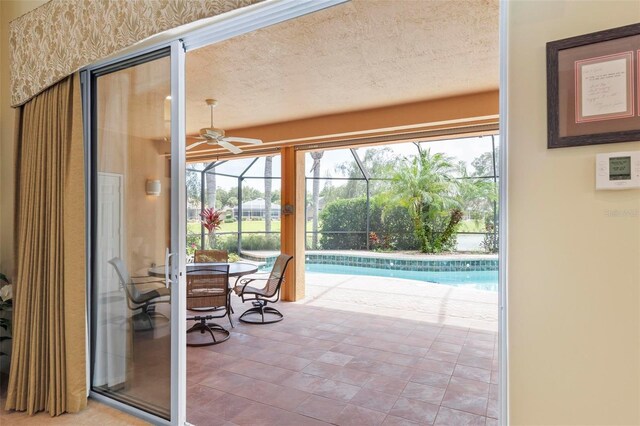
[200,207,223,249]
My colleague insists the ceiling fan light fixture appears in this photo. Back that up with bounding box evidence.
[185,98,263,153]
[200,127,225,138]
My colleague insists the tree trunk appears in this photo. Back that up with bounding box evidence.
[206,171,217,208]
[414,214,428,253]
[264,156,273,234]
[208,230,216,249]
[310,151,324,249]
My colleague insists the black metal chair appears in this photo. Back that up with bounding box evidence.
[186,264,232,346]
[108,257,170,331]
[233,254,293,324]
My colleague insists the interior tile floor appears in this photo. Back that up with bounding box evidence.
[187,272,499,426]
[0,380,147,426]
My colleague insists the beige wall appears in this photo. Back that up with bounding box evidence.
[0,0,47,278]
[507,1,640,424]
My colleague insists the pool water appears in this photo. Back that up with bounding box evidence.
[305,263,498,292]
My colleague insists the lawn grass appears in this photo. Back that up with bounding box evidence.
[188,219,315,234]
[457,219,486,233]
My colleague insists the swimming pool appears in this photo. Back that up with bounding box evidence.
[305,263,498,292]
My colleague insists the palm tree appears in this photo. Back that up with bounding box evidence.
[264,156,273,234]
[206,167,217,208]
[390,144,460,253]
[310,151,324,249]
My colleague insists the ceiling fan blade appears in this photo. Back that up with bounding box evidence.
[218,140,243,154]
[224,136,263,145]
[185,140,209,151]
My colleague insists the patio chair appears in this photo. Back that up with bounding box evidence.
[192,249,230,312]
[194,249,228,263]
[108,257,170,331]
[187,264,232,346]
[233,254,293,324]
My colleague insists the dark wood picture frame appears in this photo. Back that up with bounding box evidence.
[547,23,640,148]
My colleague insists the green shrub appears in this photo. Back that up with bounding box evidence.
[319,198,368,249]
[216,234,239,254]
[214,233,280,253]
[186,234,201,255]
[319,196,420,251]
[241,234,280,251]
[371,199,419,250]
[482,220,499,253]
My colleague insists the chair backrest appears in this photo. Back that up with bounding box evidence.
[194,249,228,263]
[186,264,230,310]
[108,257,143,302]
[263,254,293,297]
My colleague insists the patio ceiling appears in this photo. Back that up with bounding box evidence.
[184,0,499,135]
[119,0,499,147]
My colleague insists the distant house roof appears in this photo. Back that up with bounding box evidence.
[234,198,281,211]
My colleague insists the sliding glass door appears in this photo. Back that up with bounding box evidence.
[88,43,186,424]
[82,2,350,424]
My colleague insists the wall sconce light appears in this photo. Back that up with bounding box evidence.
[164,95,171,122]
[146,179,161,196]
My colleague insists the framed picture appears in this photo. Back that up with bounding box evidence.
[547,23,640,148]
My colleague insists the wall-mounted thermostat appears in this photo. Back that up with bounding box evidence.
[596,151,640,190]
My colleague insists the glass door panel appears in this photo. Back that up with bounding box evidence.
[92,52,174,420]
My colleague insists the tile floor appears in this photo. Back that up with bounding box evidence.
[0,271,499,425]
[187,272,499,426]
[0,379,147,426]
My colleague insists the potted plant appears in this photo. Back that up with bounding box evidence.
[0,273,13,359]
[200,207,223,249]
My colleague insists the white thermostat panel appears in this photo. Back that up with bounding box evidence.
[596,151,640,190]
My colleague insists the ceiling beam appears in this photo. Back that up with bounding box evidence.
[185,90,498,160]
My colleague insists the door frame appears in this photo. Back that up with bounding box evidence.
[82,44,184,425]
[498,1,509,424]
[81,0,511,424]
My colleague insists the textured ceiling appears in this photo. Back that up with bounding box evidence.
[184,0,499,135]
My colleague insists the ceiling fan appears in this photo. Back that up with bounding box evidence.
[186,99,262,154]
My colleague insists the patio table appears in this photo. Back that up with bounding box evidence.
[148,262,260,316]
[148,262,259,279]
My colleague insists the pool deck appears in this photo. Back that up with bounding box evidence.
[185,273,499,425]
[304,272,498,332]
[238,251,499,331]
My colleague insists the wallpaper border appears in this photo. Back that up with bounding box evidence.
[9,0,262,107]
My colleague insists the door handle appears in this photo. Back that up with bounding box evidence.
[165,248,176,288]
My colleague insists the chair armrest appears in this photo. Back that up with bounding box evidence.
[131,280,167,293]
[238,272,269,281]
[131,275,164,282]
[236,276,268,295]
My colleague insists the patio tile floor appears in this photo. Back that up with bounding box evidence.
[187,272,498,425]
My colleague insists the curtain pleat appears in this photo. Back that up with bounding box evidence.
[5,73,87,416]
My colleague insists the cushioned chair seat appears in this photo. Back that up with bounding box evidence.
[131,286,170,304]
[233,284,265,296]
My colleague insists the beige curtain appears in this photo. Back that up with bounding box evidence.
[5,73,87,416]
